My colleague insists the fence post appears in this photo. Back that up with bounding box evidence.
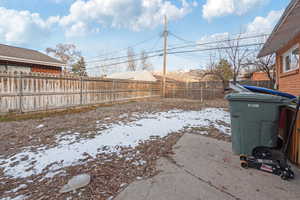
[150,82,154,97]
[201,86,203,102]
[149,82,151,97]
[172,85,175,98]
[185,81,188,99]
[19,73,23,113]
[112,80,115,103]
[80,76,83,105]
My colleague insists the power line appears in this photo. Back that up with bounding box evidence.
[86,48,163,64]
[166,32,268,51]
[87,35,159,61]
[86,33,267,64]
[169,32,195,44]
[168,42,264,55]
[149,36,162,51]
[167,33,269,52]
[86,36,163,64]
[87,42,264,70]
[88,53,163,69]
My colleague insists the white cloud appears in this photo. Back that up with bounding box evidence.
[198,10,283,45]
[202,0,269,20]
[195,9,283,68]
[60,0,195,35]
[0,7,56,44]
[198,32,229,44]
[246,10,283,33]
[65,21,89,37]
[0,0,196,42]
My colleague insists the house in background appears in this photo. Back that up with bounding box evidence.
[107,71,157,82]
[0,44,64,74]
[251,71,274,81]
[152,70,201,82]
[258,0,300,95]
[251,71,270,81]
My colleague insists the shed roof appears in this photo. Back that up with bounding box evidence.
[0,44,65,67]
[258,0,300,57]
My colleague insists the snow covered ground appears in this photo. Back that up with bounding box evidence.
[2,195,27,200]
[0,108,230,180]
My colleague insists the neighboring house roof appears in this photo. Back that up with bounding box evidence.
[152,71,200,82]
[153,74,180,82]
[258,0,300,57]
[0,44,65,67]
[107,71,157,82]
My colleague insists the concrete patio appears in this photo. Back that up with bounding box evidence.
[116,134,300,200]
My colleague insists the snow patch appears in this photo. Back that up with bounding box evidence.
[0,108,230,179]
[56,132,80,145]
[3,195,27,200]
[43,169,66,180]
[36,124,45,129]
[6,184,27,193]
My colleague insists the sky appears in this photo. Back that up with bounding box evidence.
[0,0,291,75]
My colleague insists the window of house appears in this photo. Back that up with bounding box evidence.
[283,44,299,72]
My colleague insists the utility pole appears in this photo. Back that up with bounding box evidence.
[162,15,168,97]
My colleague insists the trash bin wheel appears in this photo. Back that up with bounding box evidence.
[241,161,248,169]
[281,173,289,180]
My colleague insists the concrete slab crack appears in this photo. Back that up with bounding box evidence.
[145,179,155,200]
[164,156,241,200]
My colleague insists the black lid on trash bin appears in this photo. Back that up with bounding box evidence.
[225,92,290,103]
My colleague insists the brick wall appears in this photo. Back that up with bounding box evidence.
[31,66,62,74]
[0,60,62,75]
[251,72,270,81]
[276,33,300,96]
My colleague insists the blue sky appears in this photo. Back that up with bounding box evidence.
[0,0,291,75]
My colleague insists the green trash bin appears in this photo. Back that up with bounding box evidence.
[225,93,289,155]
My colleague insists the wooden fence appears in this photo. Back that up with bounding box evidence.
[165,81,224,100]
[165,80,273,100]
[0,72,273,114]
[0,72,161,113]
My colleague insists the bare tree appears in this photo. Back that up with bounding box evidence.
[72,56,87,76]
[46,44,81,71]
[206,52,218,71]
[247,53,276,86]
[222,33,252,83]
[127,47,136,71]
[202,53,233,91]
[140,50,153,71]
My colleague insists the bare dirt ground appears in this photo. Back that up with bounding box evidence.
[0,98,228,156]
[0,98,229,200]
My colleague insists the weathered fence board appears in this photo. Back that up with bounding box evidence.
[165,80,224,100]
[0,72,160,113]
[0,72,272,114]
